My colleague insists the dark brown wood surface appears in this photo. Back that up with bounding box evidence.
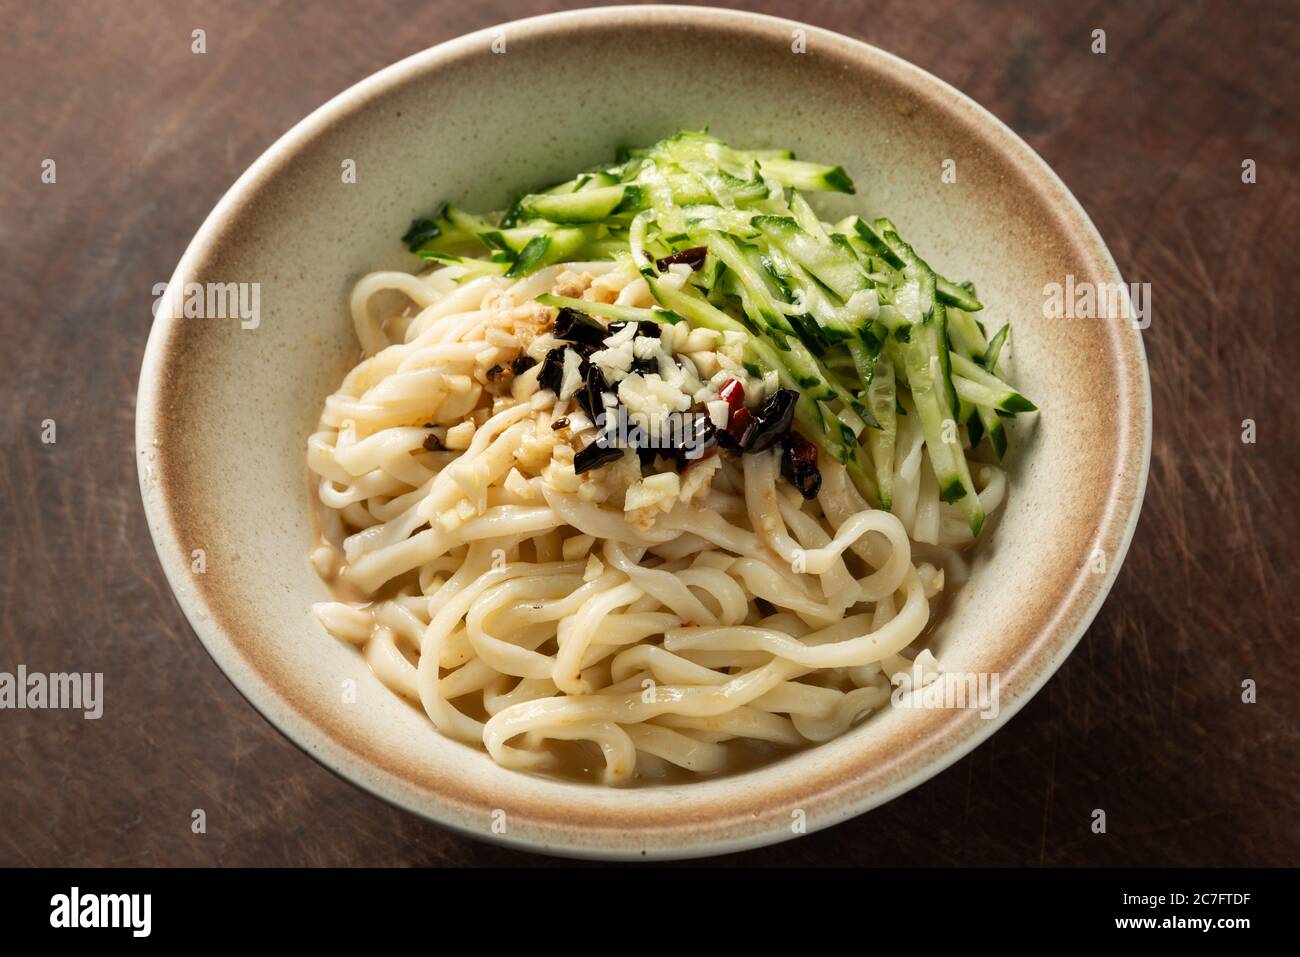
[2,0,1297,867]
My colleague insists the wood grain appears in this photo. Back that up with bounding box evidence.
[1,0,1296,866]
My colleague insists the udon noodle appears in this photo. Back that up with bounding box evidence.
[308,260,1007,784]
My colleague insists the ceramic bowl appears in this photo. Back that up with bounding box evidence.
[136,4,1150,859]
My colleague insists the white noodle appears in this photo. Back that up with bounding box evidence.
[309,262,1006,784]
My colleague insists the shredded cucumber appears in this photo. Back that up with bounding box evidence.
[400,131,1036,532]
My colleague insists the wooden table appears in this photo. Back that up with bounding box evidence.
[2,0,1296,866]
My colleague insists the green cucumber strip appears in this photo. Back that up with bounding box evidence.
[792,344,876,431]
[656,159,770,206]
[850,218,906,269]
[536,226,602,269]
[739,341,853,465]
[787,191,832,240]
[692,251,727,292]
[946,306,989,359]
[902,313,984,533]
[478,226,548,255]
[498,197,525,228]
[644,276,749,337]
[983,323,1009,369]
[966,411,985,450]
[658,203,758,236]
[953,375,1019,412]
[949,352,1036,412]
[417,251,511,278]
[874,287,914,337]
[767,332,874,432]
[402,215,443,251]
[648,278,871,445]
[820,352,866,406]
[578,171,621,191]
[978,404,1007,459]
[697,168,771,206]
[502,226,600,277]
[762,247,867,341]
[865,356,897,510]
[536,177,579,196]
[444,205,496,237]
[696,231,796,336]
[902,332,964,501]
[935,275,984,311]
[736,148,796,161]
[506,236,549,277]
[872,229,933,343]
[756,157,855,194]
[569,240,629,261]
[659,174,713,207]
[786,311,830,356]
[519,185,644,224]
[845,337,880,395]
[405,207,481,254]
[934,304,960,420]
[964,306,1011,457]
[878,227,936,319]
[824,349,857,377]
[754,214,867,301]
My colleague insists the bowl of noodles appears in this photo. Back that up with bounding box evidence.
[136,5,1150,858]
